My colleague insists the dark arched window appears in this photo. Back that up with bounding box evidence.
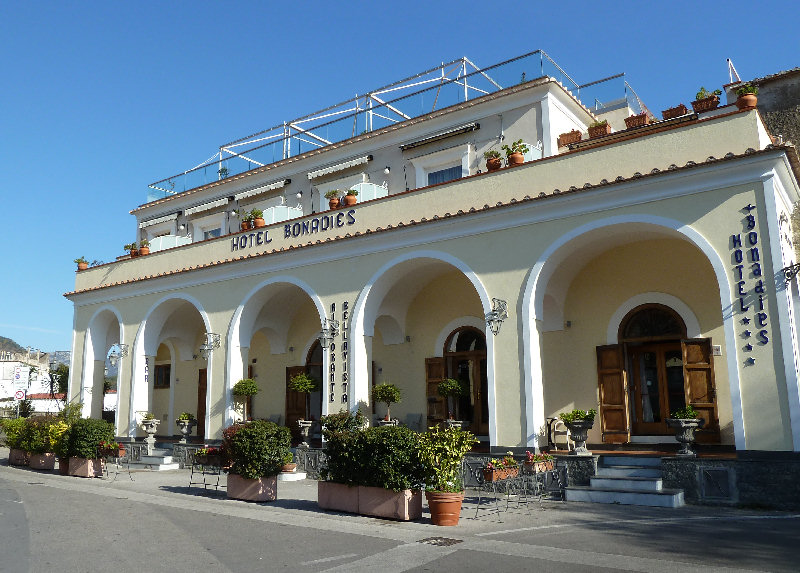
[619,304,687,341]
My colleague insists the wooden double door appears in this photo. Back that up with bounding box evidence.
[597,338,720,442]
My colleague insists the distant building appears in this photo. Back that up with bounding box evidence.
[65,51,800,461]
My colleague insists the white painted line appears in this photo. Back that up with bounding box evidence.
[300,553,359,566]
[319,543,457,573]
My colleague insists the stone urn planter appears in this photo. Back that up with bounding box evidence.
[139,418,160,455]
[175,419,197,444]
[665,418,706,457]
[563,419,595,456]
[297,419,313,448]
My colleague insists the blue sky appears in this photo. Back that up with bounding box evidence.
[1,1,798,353]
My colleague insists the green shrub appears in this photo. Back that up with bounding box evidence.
[437,378,467,397]
[559,408,597,423]
[418,426,477,492]
[736,83,758,96]
[320,409,366,435]
[1,418,27,449]
[19,416,55,453]
[372,383,401,418]
[670,405,699,419]
[225,420,291,480]
[66,418,115,459]
[232,379,259,397]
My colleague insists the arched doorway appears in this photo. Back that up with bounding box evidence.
[620,305,687,435]
[443,327,488,436]
[285,341,323,444]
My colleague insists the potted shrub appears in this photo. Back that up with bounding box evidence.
[194,445,222,466]
[324,190,342,210]
[483,452,519,482]
[557,130,582,147]
[288,372,319,444]
[123,243,138,258]
[138,239,150,256]
[232,378,259,421]
[175,412,197,443]
[280,451,296,473]
[418,425,477,526]
[736,83,759,111]
[372,383,401,422]
[588,120,611,139]
[97,439,125,458]
[218,166,229,178]
[483,149,502,172]
[318,413,425,520]
[501,139,529,167]
[65,417,115,477]
[691,87,722,113]
[437,378,467,421]
[661,103,689,120]
[665,405,706,457]
[74,256,89,271]
[50,419,70,474]
[559,408,596,456]
[224,419,291,502]
[624,111,650,129]
[1,418,29,466]
[343,189,358,207]
[21,416,57,470]
[250,208,266,228]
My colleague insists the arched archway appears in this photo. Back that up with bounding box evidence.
[443,326,488,435]
[83,307,123,421]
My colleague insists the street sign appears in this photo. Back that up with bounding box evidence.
[14,390,25,400]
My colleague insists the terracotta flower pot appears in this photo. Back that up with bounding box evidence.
[241,221,252,231]
[426,491,464,526]
[129,249,139,258]
[624,113,650,129]
[281,463,297,473]
[558,130,582,147]
[662,104,689,120]
[691,95,720,113]
[253,217,266,228]
[486,157,502,171]
[342,194,357,206]
[506,152,525,167]
[328,198,340,210]
[588,123,612,139]
[736,94,757,111]
[138,246,150,255]
[76,262,88,271]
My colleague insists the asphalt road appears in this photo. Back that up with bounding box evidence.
[0,454,797,572]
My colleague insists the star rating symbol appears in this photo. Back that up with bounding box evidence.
[744,343,753,351]
[745,357,756,365]
[743,330,752,338]
[743,204,756,212]
[741,317,751,325]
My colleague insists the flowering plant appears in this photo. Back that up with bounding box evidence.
[98,440,122,455]
[485,451,518,470]
[195,446,220,457]
[525,450,554,463]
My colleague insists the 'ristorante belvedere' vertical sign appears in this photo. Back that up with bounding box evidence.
[328,301,349,403]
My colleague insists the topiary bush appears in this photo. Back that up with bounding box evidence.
[66,418,115,459]
[372,383,401,419]
[232,379,259,397]
[225,420,291,480]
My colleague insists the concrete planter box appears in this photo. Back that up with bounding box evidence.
[317,481,360,513]
[29,452,56,470]
[8,448,28,466]
[227,474,277,502]
[317,481,421,521]
[358,485,422,521]
[68,457,103,478]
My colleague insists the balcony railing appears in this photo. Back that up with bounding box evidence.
[147,50,638,203]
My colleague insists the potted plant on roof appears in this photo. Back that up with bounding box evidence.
[224,419,291,502]
[65,417,115,477]
[437,377,468,427]
[735,83,758,111]
[557,130,582,147]
[624,111,651,129]
[559,408,596,456]
[665,405,706,457]
[418,425,478,526]
[588,119,611,139]
[1,418,29,466]
[691,87,722,113]
[232,378,259,422]
[324,190,342,210]
[483,149,502,172]
[288,372,319,446]
[74,256,89,271]
[501,139,529,167]
[124,243,138,258]
[138,239,150,256]
[175,412,197,443]
[372,383,401,425]
[250,208,266,228]
[343,189,358,207]
[661,103,689,120]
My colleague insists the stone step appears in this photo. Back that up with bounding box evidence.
[596,465,662,478]
[601,455,662,468]
[141,455,175,464]
[128,461,181,471]
[590,476,663,491]
[565,486,684,508]
[277,471,307,482]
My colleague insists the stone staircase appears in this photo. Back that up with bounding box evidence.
[565,455,685,508]
[127,447,180,471]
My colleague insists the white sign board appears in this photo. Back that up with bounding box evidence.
[13,367,29,389]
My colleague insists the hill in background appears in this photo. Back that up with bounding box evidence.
[0,336,27,355]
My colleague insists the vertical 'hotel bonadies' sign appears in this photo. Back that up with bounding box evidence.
[328,301,350,404]
[230,210,357,252]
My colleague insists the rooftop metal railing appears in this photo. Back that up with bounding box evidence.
[147,50,638,202]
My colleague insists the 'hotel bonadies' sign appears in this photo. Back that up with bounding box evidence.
[230,209,357,252]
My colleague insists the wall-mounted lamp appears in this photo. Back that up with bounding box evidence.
[485,298,509,336]
[296,190,303,199]
[318,318,340,349]
[107,343,129,368]
[198,333,221,360]
[178,224,186,231]
[384,166,391,175]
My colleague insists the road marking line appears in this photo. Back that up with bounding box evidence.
[319,543,456,573]
[300,553,359,566]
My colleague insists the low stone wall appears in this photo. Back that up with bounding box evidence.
[662,456,800,509]
[561,455,598,486]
